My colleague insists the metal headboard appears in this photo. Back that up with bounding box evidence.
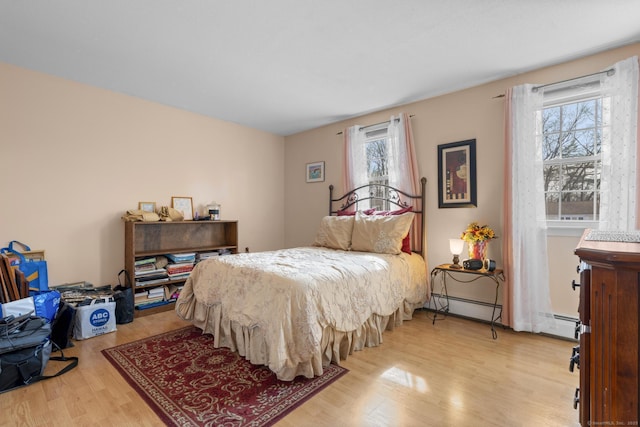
[329,177,427,255]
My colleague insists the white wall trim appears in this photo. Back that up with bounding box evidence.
[426,294,578,341]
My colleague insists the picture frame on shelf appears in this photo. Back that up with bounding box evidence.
[306,161,325,183]
[437,139,477,208]
[138,201,156,213]
[171,197,194,220]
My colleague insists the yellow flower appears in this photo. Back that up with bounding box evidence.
[460,222,496,243]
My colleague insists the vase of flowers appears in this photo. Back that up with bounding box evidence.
[461,222,496,260]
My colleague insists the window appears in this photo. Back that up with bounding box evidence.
[363,125,390,211]
[541,83,605,227]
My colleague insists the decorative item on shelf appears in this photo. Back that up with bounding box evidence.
[171,197,194,221]
[461,222,496,260]
[207,202,221,220]
[448,238,465,269]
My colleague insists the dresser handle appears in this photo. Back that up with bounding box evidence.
[569,346,580,372]
[571,280,580,290]
[573,388,580,409]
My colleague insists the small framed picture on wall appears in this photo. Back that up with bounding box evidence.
[306,161,325,183]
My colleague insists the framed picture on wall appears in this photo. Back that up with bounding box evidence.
[171,196,194,220]
[306,161,325,183]
[437,139,477,208]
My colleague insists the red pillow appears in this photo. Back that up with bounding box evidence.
[337,208,375,216]
[376,206,414,254]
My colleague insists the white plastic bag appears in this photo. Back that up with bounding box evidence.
[73,298,116,340]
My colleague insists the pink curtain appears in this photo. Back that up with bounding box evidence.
[399,113,423,254]
[502,88,514,327]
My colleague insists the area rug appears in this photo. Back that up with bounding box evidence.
[102,326,347,426]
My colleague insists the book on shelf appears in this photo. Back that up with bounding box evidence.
[135,262,157,273]
[135,257,156,266]
[135,300,171,310]
[166,253,196,263]
[135,277,170,287]
[147,287,165,298]
[196,251,220,261]
[135,268,169,284]
[165,262,194,275]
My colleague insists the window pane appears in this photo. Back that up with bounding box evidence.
[561,104,578,132]
[562,129,595,158]
[543,106,561,134]
[543,165,560,191]
[560,192,595,220]
[366,139,387,178]
[562,162,596,190]
[545,193,559,220]
[574,100,596,130]
[595,128,602,155]
[543,132,561,160]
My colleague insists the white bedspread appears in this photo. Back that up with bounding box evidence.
[175,246,428,380]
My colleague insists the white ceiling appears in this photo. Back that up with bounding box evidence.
[2,1,639,136]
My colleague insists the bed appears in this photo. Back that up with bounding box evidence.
[175,178,429,381]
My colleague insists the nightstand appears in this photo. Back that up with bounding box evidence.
[429,263,505,339]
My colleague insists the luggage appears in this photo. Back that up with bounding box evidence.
[0,315,77,393]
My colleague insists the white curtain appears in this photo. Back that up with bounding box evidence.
[342,124,367,194]
[387,113,418,193]
[599,56,639,231]
[343,114,419,199]
[504,85,556,333]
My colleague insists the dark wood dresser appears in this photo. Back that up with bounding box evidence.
[574,230,639,426]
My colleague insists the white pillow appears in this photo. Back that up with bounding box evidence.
[313,215,354,250]
[351,211,415,254]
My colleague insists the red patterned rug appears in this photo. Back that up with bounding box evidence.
[102,326,347,426]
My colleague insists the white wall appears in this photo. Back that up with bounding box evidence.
[0,62,285,287]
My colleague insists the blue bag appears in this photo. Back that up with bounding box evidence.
[33,290,60,322]
[0,242,48,294]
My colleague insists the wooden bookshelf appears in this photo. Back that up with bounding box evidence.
[124,220,238,317]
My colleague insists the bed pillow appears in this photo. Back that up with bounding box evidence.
[312,215,355,250]
[375,206,414,254]
[351,211,415,254]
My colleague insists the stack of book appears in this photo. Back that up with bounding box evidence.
[134,257,169,287]
[196,251,219,262]
[166,253,196,280]
[134,287,167,309]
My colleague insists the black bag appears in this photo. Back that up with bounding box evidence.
[113,269,134,324]
[0,316,78,393]
[50,300,76,350]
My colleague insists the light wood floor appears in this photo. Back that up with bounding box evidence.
[0,309,580,427]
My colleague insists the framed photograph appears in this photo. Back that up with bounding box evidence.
[437,139,477,208]
[306,161,325,183]
[138,201,156,213]
[171,196,194,220]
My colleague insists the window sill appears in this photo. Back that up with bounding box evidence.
[546,221,596,237]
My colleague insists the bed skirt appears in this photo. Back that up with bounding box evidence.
[175,293,423,381]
